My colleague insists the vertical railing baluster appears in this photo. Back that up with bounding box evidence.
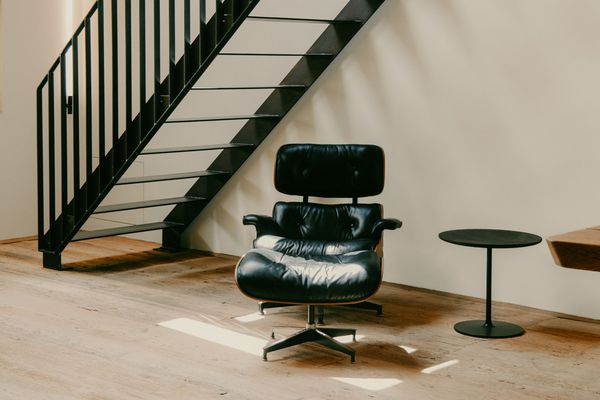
[85,16,93,207]
[225,0,237,28]
[36,85,45,246]
[215,0,224,43]
[59,53,68,232]
[98,0,106,164]
[199,0,206,64]
[72,37,81,218]
[154,0,161,120]
[184,0,191,81]
[125,0,132,156]
[139,0,146,131]
[48,72,56,245]
[111,0,119,164]
[169,0,176,98]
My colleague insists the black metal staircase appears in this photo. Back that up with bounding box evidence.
[36,0,386,269]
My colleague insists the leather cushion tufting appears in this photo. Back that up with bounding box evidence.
[235,248,382,304]
[272,202,383,242]
[274,144,385,198]
[253,235,375,258]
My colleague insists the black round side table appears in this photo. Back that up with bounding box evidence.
[439,229,542,339]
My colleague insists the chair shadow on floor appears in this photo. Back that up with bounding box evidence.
[267,338,434,373]
[257,297,460,371]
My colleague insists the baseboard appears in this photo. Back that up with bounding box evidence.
[0,235,37,245]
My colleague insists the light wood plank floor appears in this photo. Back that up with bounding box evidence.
[0,237,598,400]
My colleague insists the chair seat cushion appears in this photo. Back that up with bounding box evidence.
[253,235,375,257]
[235,248,381,304]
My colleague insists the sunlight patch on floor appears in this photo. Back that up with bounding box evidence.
[421,359,460,374]
[330,377,402,391]
[399,345,417,354]
[234,313,266,323]
[335,334,365,344]
[159,318,268,356]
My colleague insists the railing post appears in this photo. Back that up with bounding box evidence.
[85,16,93,208]
[169,0,176,98]
[125,0,132,157]
[215,0,224,43]
[72,37,81,218]
[199,0,206,63]
[139,0,146,132]
[59,52,68,236]
[154,0,161,120]
[184,0,191,81]
[227,0,234,23]
[98,0,106,165]
[111,0,120,166]
[48,71,56,247]
[36,85,45,249]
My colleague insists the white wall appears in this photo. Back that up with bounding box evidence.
[184,0,600,319]
[0,0,93,240]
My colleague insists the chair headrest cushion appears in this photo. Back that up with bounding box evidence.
[275,144,385,197]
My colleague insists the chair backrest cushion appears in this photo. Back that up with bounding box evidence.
[275,144,385,198]
[272,202,383,242]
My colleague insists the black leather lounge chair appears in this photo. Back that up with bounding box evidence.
[235,143,401,362]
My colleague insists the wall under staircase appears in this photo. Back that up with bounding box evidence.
[85,0,353,243]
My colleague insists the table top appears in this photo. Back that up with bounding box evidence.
[439,229,542,249]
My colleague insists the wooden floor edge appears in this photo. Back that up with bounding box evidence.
[0,235,37,245]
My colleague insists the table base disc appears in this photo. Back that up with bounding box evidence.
[454,320,525,338]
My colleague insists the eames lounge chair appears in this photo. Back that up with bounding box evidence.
[235,143,401,362]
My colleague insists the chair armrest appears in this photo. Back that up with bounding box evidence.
[242,214,283,237]
[371,218,402,239]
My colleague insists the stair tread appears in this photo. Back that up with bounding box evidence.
[166,114,281,123]
[141,143,254,155]
[191,85,306,91]
[117,170,229,185]
[94,196,205,214]
[73,221,183,241]
[220,52,333,57]
[246,16,362,24]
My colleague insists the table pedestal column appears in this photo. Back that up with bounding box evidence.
[454,248,525,338]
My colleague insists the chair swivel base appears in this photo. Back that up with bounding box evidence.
[264,326,357,362]
[259,300,383,323]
